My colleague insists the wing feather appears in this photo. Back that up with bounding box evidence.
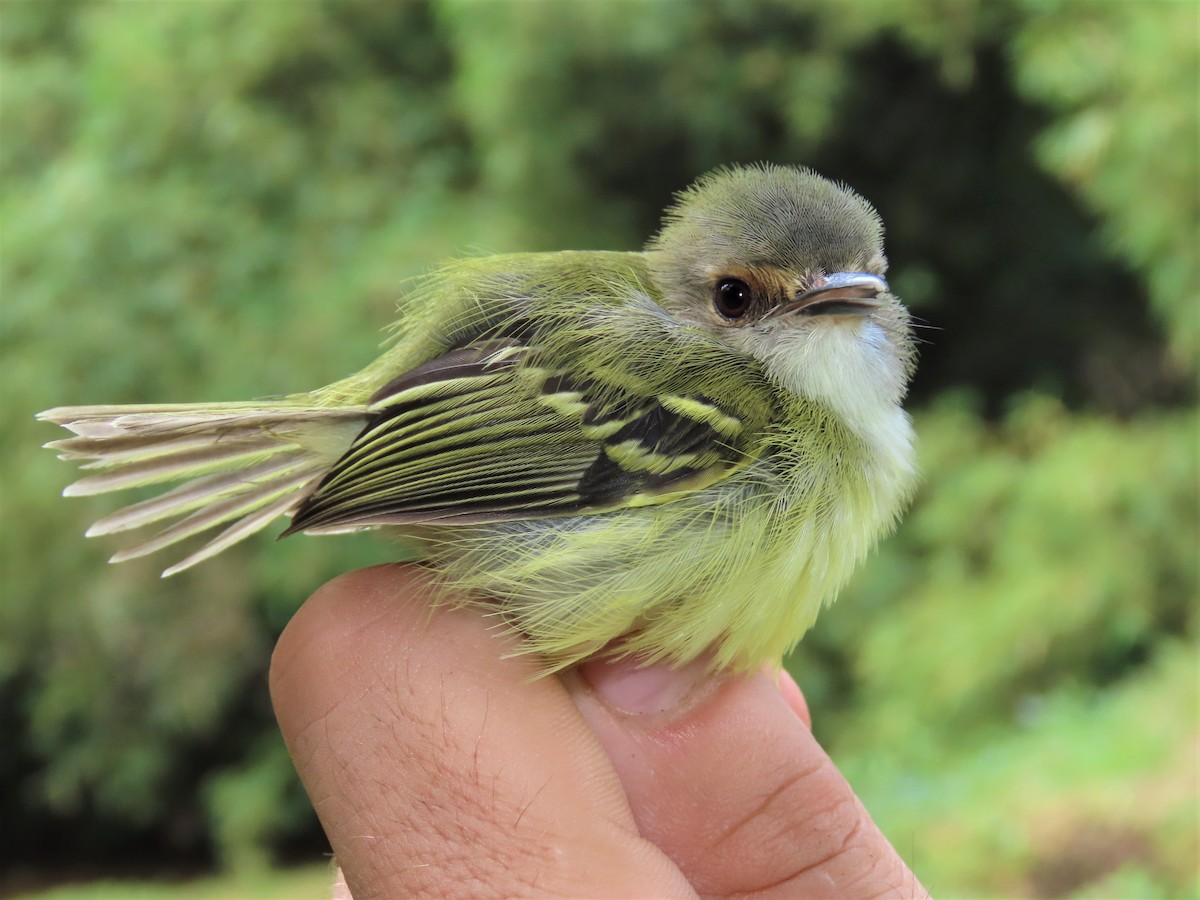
[285,339,758,534]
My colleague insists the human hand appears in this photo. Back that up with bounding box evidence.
[270,565,927,898]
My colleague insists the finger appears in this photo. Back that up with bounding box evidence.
[270,565,695,899]
[570,656,927,899]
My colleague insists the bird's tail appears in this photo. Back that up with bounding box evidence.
[38,401,367,577]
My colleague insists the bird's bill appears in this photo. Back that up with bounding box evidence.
[771,271,888,318]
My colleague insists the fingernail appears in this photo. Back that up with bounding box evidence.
[775,666,811,727]
[579,653,711,716]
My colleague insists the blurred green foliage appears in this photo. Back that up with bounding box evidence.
[0,0,1194,896]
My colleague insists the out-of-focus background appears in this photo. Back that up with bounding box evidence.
[1,1,1195,897]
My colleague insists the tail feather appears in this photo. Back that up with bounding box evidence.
[40,403,359,432]
[63,445,291,496]
[85,456,311,537]
[107,462,318,563]
[38,402,365,576]
[161,491,310,578]
[49,433,248,463]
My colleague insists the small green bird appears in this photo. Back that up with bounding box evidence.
[40,164,917,672]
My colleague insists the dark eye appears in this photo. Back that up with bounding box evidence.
[714,278,753,319]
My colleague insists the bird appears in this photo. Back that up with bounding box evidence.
[39,164,918,673]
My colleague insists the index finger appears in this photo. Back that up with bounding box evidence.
[269,564,695,898]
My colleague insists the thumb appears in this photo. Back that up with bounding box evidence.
[569,655,927,899]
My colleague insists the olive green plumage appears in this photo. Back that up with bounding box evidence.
[40,164,918,672]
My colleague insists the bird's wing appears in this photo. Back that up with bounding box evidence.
[284,337,762,533]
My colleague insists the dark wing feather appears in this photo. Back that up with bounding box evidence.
[284,339,755,533]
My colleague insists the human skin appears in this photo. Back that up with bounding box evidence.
[270,564,927,898]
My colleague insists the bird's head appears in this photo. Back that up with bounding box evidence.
[646,164,916,427]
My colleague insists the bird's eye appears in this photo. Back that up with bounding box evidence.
[713,278,753,319]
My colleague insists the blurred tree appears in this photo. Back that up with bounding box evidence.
[0,0,1193,894]
[1012,0,1199,369]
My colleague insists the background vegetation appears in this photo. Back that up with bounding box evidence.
[1,1,1195,896]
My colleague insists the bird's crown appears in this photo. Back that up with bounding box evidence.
[647,164,887,303]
